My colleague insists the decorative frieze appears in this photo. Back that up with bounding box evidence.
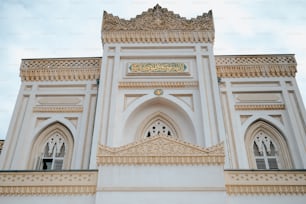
[33,106,84,113]
[102,4,214,44]
[225,170,306,195]
[97,134,224,166]
[215,55,297,78]
[235,104,285,111]
[118,81,199,89]
[20,57,101,81]
[0,170,98,195]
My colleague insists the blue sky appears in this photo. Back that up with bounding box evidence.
[0,0,305,139]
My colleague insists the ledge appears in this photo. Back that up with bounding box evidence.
[215,55,297,78]
[0,170,98,195]
[224,170,306,195]
[20,57,101,82]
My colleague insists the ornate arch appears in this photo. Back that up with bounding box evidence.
[29,122,74,170]
[245,120,292,169]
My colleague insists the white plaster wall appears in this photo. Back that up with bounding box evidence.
[96,191,226,204]
[98,165,225,188]
[0,195,95,204]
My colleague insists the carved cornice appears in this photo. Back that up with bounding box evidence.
[33,106,84,113]
[0,140,4,153]
[0,170,98,195]
[215,55,297,78]
[97,135,224,166]
[225,170,306,195]
[102,4,214,44]
[235,104,285,111]
[118,81,199,89]
[20,57,101,81]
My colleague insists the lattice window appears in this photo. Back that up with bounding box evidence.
[253,131,278,169]
[37,133,66,170]
[245,121,292,169]
[144,119,175,138]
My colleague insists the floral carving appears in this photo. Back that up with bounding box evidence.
[97,135,224,165]
[103,4,213,31]
[102,4,214,43]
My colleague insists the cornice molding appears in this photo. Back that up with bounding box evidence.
[20,58,101,81]
[102,4,214,44]
[225,170,306,195]
[118,81,199,89]
[215,55,297,78]
[235,104,285,111]
[33,106,84,113]
[0,171,98,195]
[97,134,224,166]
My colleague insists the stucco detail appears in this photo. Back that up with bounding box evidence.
[118,81,199,89]
[97,135,224,165]
[235,104,285,111]
[216,55,297,78]
[225,170,306,195]
[102,4,214,44]
[0,171,98,195]
[20,57,101,81]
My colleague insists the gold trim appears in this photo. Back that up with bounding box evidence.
[225,170,306,195]
[215,55,297,78]
[102,4,214,44]
[0,171,98,195]
[235,104,285,110]
[33,106,84,113]
[118,81,198,89]
[97,135,224,166]
[20,58,101,81]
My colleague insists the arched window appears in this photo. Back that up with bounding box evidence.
[253,131,278,169]
[139,113,179,139]
[245,121,292,169]
[31,123,74,170]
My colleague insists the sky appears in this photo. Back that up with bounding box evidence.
[0,0,305,139]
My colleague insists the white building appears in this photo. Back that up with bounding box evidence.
[0,4,305,204]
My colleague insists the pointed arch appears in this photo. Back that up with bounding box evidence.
[245,120,292,169]
[29,122,74,170]
[137,112,181,139]
[122,96,196,145]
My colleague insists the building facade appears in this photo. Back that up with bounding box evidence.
[0,5,305,204]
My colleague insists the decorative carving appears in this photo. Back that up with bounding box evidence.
[154,89,163,96]
[118,81,199,89]
[97,135,224,165]
[102,4,214,43]
[225,170,306,195]
[0,170,98,195]
[0,140,4,154]
[215,55,297,78]
[33,106,84,113]
[235,104,285,110]
[128,63,187,73]
[20,57,101,81]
